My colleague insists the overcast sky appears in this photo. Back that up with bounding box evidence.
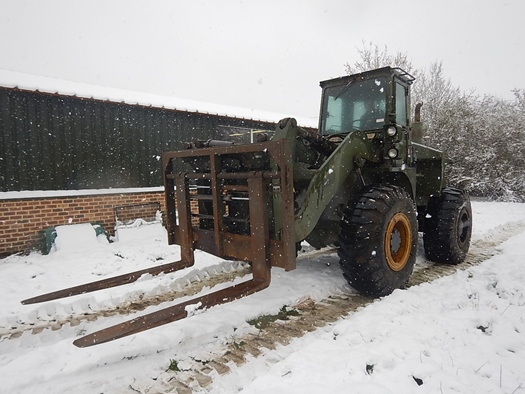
[1,0,524,119]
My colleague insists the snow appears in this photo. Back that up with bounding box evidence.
[0,69,317,129]
[0,186,164,201]
[53,224,105,252]
[1,201,525,393]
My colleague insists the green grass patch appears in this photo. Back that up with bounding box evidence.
[166,359,181,372]
[247,305,300,330]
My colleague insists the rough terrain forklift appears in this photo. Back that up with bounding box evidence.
[23,67,472,347]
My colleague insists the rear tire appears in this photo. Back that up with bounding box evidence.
[338,185,418,296]
[423,187,472,264]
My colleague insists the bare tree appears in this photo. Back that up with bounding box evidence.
[344,43,525,202]
[345,42,415,75]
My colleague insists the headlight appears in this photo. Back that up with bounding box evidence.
[387,126,397,136]
[387,148,398,159]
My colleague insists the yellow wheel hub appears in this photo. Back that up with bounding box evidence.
[384,213,412,271]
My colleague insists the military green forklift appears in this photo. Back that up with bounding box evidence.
[23,67,472,346]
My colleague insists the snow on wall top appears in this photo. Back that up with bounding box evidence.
[0,186,165,201]
[0,69,318,129]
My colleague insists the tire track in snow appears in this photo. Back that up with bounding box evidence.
[143,220,525,394]
[3,221,524,392]
[0,247,335,341]
[410,220,525,286]
[0,262,251,340]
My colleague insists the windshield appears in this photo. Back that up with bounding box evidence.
[321,77,387,135]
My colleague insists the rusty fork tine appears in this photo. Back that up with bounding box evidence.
[21,259,194,305]
[74,170,274,347]
[73,277,270,347]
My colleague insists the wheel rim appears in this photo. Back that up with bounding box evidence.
[457,207,471,245]
[385,213,412,271]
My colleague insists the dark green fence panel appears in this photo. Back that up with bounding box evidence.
[0,88,277,191]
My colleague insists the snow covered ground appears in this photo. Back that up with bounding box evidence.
[1,201,525,393]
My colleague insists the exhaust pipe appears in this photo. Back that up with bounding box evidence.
[412,102,424,144]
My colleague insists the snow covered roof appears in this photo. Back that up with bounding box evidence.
[0,69,318,129]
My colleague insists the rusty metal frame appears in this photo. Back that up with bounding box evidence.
[22,138,298,347]
[162,138,296,272]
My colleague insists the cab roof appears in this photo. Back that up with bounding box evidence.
[319,66,415,89]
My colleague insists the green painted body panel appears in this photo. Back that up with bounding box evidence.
[413,142,446,206]
[270,67,447,247]
[293,130,377,242]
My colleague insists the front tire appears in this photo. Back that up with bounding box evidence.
[423,188,472,264]
[338,185,418,297]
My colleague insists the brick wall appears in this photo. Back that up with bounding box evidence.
[0,190,166,256]
[115,202,161,225]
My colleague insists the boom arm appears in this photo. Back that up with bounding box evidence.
[294,130,377,241]
[271,118,378,243]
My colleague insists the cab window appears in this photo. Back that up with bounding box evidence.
[321,77,387,135]
[395,82,408,126]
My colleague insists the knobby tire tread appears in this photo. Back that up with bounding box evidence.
[423,187,472,264]
[338,185,417,297]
